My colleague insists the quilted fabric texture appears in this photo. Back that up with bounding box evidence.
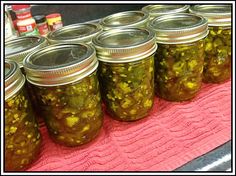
[27,80,231,171]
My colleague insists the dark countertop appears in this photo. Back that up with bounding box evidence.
[175,141,232,172]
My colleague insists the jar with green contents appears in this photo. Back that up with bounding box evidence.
[190,5,231,83]
[100,11,149,30]
[5,36,48,126]
[23,44,103,147]
[149,13,208,101]
[92,28,157,121]
[142,4,190,20]
[5,60,41,171]
[47,23,102,44]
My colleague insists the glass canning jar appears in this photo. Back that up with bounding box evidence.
[190,5,231,83]
[5,60,41,171]
[5,36,48,125]
[149,13,208,101]
[100,11,149,30]
[23,44,103,147]
[47,23,102,45]
[5,36,48,68]
[142,4,190,20]
[92,28,157,121]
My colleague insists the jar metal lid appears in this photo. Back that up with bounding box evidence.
[5,36,48,67]
[142,4,190,20]
[47,23,102,44]
[189,5,231,26]
[148,13,208,44]
[100,11,149,30]
[5,60,25,100]
[92,28,157,63]
[23,44,98,87]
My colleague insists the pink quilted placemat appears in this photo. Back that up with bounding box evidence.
[27,80,231,171]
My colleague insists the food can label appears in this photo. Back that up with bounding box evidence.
[37,23,49,36]
[16,11,32,20]
[49,21,63,31]
[18,22,39,36]
[18,22,36,32]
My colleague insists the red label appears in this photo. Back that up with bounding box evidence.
[37,23,49,36]
[16,11,32,20]
[18,22,36,33]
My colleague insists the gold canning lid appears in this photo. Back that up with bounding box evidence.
[189,5,231,26]
[149,13,209,44]
[92,28,157,63]
[23,44,98,86]
[100,11,149,30]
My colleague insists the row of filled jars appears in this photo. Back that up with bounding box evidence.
[4,5,231,171]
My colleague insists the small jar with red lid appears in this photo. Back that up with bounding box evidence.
[46,13,63,31]
[11,5,39,36]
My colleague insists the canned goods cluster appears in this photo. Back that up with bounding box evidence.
[4,4,231,171]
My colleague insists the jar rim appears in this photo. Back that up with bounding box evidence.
[23,43,98,86]
[189,5,231,26]
[148,13,209,44]
[47,23,102,44]
[142,4,190,19]
[5,36,48,67]
[5,60,25,100]
[92,28,157,63]
[100,11,149,30]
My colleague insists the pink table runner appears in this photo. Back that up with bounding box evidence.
[27,80,231,171]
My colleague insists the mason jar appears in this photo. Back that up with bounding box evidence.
[92,28,157,121]
[142,4,190,20]
[190,5,231,83]
[149,13,208,101]
[5,36,48,69]
[100,11,149,30]
[23,44,103,147]
[5,36,48,126]
[47,23,102,45]
[5,60,41,171]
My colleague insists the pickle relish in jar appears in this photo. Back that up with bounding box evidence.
[93,28,157,121]
[149,13,208,101]
[5,61,41,171]
[190,5,231,83]
[23,44,103,147]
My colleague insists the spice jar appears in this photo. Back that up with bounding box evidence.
[5,36,48,68]
[23,44,103,147]
[46,13,63,31]
[5,60,41,171]
[142,5,190,20]
[92,28,157,121]
[34,15,49,36]
[100,11,149,30]
[149,13,208,101]
[190,5,231,83]
[12,5,39,36]
[47,23,102,44]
